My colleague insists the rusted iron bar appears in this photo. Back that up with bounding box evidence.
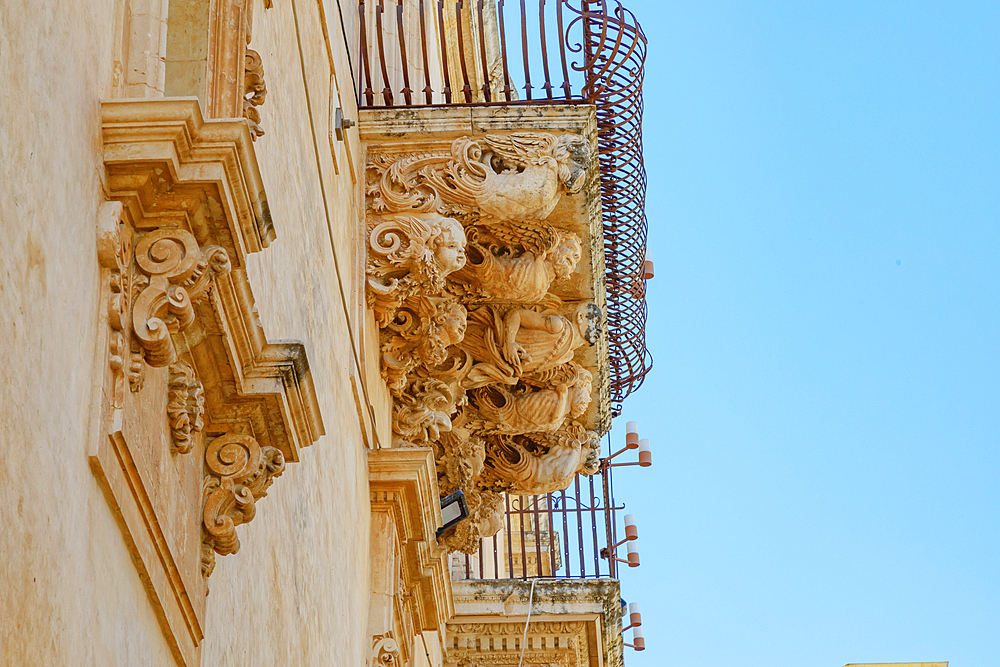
[397,0,414,104]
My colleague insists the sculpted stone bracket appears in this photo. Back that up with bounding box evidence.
[92,99,324,667]
[360,106,609,554]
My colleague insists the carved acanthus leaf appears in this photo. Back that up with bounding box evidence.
[167,360,205,455]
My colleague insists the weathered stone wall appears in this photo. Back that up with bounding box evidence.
[0,0,384,665]
[0,0,178,664]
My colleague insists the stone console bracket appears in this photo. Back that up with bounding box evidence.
[90,98,324,667]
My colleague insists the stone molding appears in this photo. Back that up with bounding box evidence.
[446,579,623,667]
[369,448,455,634]
[91,98,324,667]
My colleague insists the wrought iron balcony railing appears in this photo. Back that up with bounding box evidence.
[358,0,652,407]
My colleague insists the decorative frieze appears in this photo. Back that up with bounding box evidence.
[363,112,609,554]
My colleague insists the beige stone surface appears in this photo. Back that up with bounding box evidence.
[0,1,177,664]
[0,0,378,665]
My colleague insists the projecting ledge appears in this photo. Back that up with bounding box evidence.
[446,578,623,667]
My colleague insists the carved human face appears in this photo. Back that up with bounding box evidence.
[434,219,467,276]
[568,370,593,418]
[557,135,590,194]
[550,236,582,279]
[440,310,467,347]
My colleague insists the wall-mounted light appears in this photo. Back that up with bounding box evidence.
[626,540,640,567]
[643,248,654,280]
[626,421,639,448]
[621,601,642,633]
[638,438,652,467]
[624,625,645,651]
[624,514,638,541]
[436,490,469,538]
[629,602,642,628]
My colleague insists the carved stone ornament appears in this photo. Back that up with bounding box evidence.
[167,360,205,454]
[243,49,267,139]
[201,434,285,576]
[366,133,589,220]
[372,633,401,667]
[365,124,607,555]
[92,99,324,667]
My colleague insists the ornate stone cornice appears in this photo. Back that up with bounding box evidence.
[92,98,324,666]
[447,579,623,667]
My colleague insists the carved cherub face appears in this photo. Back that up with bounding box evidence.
[549,234,582,279]
[575,301,603,346]
[432,218,467,276]
[436,302,467,348]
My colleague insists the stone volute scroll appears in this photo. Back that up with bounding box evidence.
[92,99,324,667]
[362,107,611,556]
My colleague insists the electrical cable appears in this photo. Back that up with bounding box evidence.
[517,578,539,667]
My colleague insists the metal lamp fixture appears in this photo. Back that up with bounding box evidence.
[436,490,470,538]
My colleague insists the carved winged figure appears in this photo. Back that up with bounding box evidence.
[469,365,593,434]
[449,225,584,303]
[366,214,467,326]
[480,422,601,495]
[460,302,602,388]
[368,132,590,221]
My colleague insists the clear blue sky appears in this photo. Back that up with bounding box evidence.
[611,2,1000,666]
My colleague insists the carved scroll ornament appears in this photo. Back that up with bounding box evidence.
[132,228,231,367]
[372,633,401,666]
[201,434,285,577]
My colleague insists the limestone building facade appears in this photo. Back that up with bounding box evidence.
[0,1,650,665]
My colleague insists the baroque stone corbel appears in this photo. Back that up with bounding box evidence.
[131,228,231,367]
[201,434,285,577]
[371,633,400,667]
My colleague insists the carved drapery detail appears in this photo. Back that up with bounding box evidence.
[372,633,401,666]
[201,434,285,577]
[366,129,607,554]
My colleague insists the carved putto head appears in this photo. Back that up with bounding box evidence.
[367,214,468,325]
